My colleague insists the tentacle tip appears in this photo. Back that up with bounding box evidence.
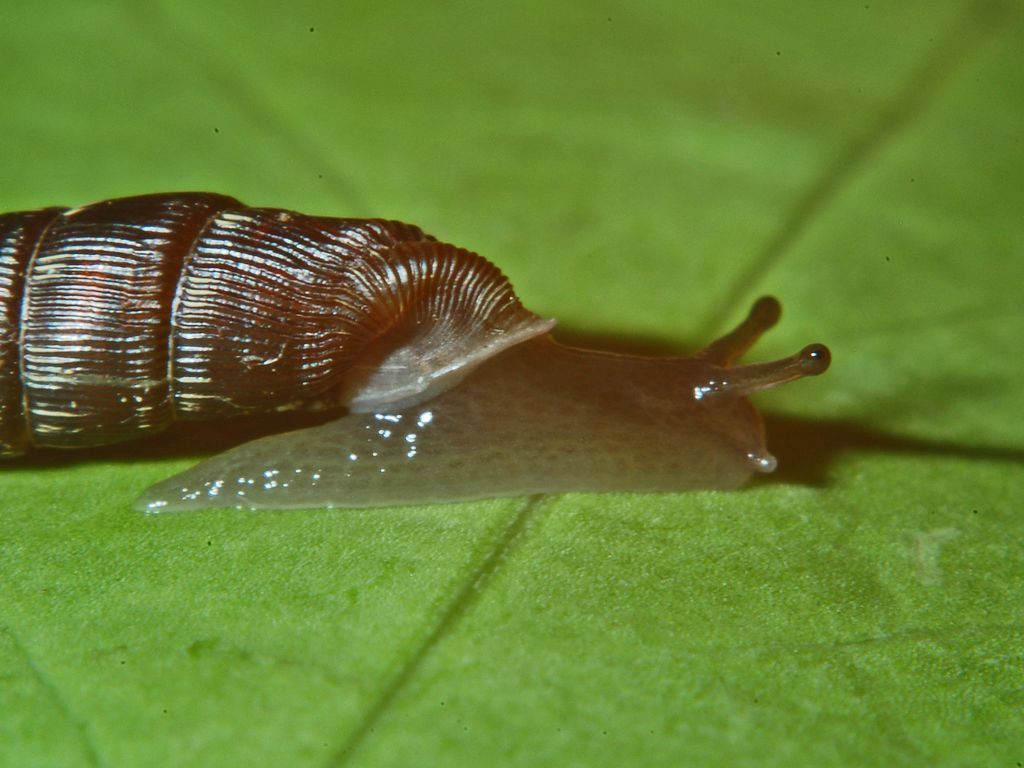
[750,296,782,328]
[798,343,831,375]
[747,451,778,473]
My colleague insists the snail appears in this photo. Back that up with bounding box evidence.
[0,192,831,512]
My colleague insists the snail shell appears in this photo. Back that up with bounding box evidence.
[0,193,831,511]
[0,192,551,455]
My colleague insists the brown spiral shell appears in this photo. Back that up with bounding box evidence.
[0,193,548,457]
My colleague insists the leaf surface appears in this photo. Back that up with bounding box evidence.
[1,1,1021,766]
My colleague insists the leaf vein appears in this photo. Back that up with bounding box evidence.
[326,494,549,766]
[0,623,106,768]
[700,0,1012,337]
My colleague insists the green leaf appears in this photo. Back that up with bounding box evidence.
[2,1,1021,766]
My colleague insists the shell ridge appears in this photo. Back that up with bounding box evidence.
[167,196,239,418]
[0,207,65,454]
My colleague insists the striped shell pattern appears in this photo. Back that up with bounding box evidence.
[0,193,550,457]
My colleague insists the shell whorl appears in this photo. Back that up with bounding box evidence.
[0,193,551,455]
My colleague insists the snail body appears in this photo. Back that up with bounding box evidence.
[0,193,831,512]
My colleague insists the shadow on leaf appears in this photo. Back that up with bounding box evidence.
[761,414,1024,487]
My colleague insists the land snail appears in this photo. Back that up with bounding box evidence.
[0,192,831,512]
